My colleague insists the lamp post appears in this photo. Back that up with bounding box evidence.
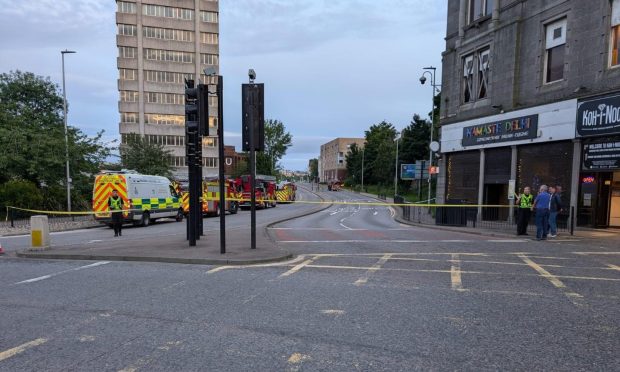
[420,66,441,204]
[394,132,400,197]
[61,50,76,212]
[361,147,365,191]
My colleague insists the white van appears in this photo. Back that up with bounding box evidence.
[92,170,182,226]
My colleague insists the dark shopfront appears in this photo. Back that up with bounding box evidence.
[576,92,620,228]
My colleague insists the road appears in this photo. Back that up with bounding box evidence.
[0,185,325,253]
[0,188,619,371]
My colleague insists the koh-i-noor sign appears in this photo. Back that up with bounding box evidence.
[462,114,538,146]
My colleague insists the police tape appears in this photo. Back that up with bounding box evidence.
[6,200,514,216]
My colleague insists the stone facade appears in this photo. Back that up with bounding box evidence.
[438,0,620,228]
[116,0,219,178]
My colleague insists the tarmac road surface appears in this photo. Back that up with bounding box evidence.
[0,188,618,371]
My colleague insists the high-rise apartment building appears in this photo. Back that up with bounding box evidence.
[116,0,220,177]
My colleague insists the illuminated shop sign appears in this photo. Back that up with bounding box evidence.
[577,92,620,137]
[582,176,595,184]
[583,140,620,170]
[462,114,538,146]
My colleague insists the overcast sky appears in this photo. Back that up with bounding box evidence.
[0,0,446,171]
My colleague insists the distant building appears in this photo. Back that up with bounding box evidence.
[223,145,246,176]
[319,138,365,182]
[116,0,220,178]
[438,0,620,228]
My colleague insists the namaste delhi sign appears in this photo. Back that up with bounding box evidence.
[577,92,620,137]
[462,114,538,146]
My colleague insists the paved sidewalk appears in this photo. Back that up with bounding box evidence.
[16,225,291,265]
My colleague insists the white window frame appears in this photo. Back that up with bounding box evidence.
[463,55,475,103]
[477,49,490,99]
[543,18,567,84]
[467,0,492,24]
[609,0,620,67]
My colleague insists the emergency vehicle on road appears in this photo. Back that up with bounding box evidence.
[92,170,182,227]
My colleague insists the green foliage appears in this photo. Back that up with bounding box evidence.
[0,70,110,210]
[0,180,43,209]
[344,143,364,185]
[364,121,397,185]
[256,119,293,175]
[308,158,318,180]
[120,134,173,177]
[400,114,431,165]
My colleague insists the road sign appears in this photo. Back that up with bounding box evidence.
[415,160,429,180]
[401,164,416,180]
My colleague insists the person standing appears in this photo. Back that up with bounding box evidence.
[108,190,124,237]
[532,185,551,241]
[549,185,564,238]
[515,186,533,235]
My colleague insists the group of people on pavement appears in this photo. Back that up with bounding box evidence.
[515,184,564,240]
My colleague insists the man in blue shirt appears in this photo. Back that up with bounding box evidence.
[532,185,551,241]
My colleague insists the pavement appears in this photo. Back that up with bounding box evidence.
[1,188,618,370]
[7,185,331,266]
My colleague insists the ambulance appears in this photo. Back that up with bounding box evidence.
[92,170,183,227]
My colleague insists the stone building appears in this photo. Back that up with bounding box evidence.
[438,0,620,228]
[319,138,365,182]
[116,0,220,178]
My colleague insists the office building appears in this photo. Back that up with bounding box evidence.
[116,0,220,177]
[319,138,365,182]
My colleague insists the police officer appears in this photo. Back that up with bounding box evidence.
[515,186,533,236]
[108,190,124,237]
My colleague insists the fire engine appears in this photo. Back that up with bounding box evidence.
[238,175,277,209]
[175,178,240,217]
[276,181,297,203]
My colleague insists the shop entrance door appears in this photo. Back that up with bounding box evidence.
[483,184,508,221]
[610,172,620,227]
[596,173,614,227]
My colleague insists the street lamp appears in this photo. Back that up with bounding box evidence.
[61,49,76,212]
[394,132,400,197]
[420,66,441,204]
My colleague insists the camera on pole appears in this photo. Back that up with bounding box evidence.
[242,69,265,250]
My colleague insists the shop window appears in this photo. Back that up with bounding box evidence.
[544,18,567,83]
[446,151,480,203]
[610,0,620,66]
[517,142,572,202]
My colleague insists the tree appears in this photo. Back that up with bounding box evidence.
[344,144,363,185]
[121,134,173,177]
[256,119,292,175]
[0,70,109,210]
[308,158,318,181]
[363,121,397,185]
[400,114,431,165]
[230,159,249,179]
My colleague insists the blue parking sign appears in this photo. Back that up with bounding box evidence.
[401,164,416,180]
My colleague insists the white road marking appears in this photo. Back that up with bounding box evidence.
[373,211,378,216]
[0,338,48,362]
[13,261,111,285]
[87,240,103,244]
[321,309,345,316]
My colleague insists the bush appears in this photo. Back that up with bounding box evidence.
[0,179,43,210]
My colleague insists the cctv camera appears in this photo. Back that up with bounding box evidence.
[248,69,256,81]
[419,76,427,85]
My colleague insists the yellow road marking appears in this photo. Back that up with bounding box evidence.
[607,264,620,271]
[519,254,585,306]
[450,254,466,291]
[207,266,232,274]
[0,338,48,362]
[573,252,620,255]
[279,257,316,278]
[354,254,392,286]
[118,341,183,372]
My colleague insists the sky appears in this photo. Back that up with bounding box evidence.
[0,0,447,171]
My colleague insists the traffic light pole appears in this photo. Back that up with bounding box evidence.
[249,90,257,250]
[217,76,226,254]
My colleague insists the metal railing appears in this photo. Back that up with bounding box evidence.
[399,204,573,235]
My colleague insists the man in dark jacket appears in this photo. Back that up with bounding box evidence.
[549,185,563,238]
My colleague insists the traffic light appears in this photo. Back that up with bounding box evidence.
[198,84,210,137]
[242,83,264,152]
